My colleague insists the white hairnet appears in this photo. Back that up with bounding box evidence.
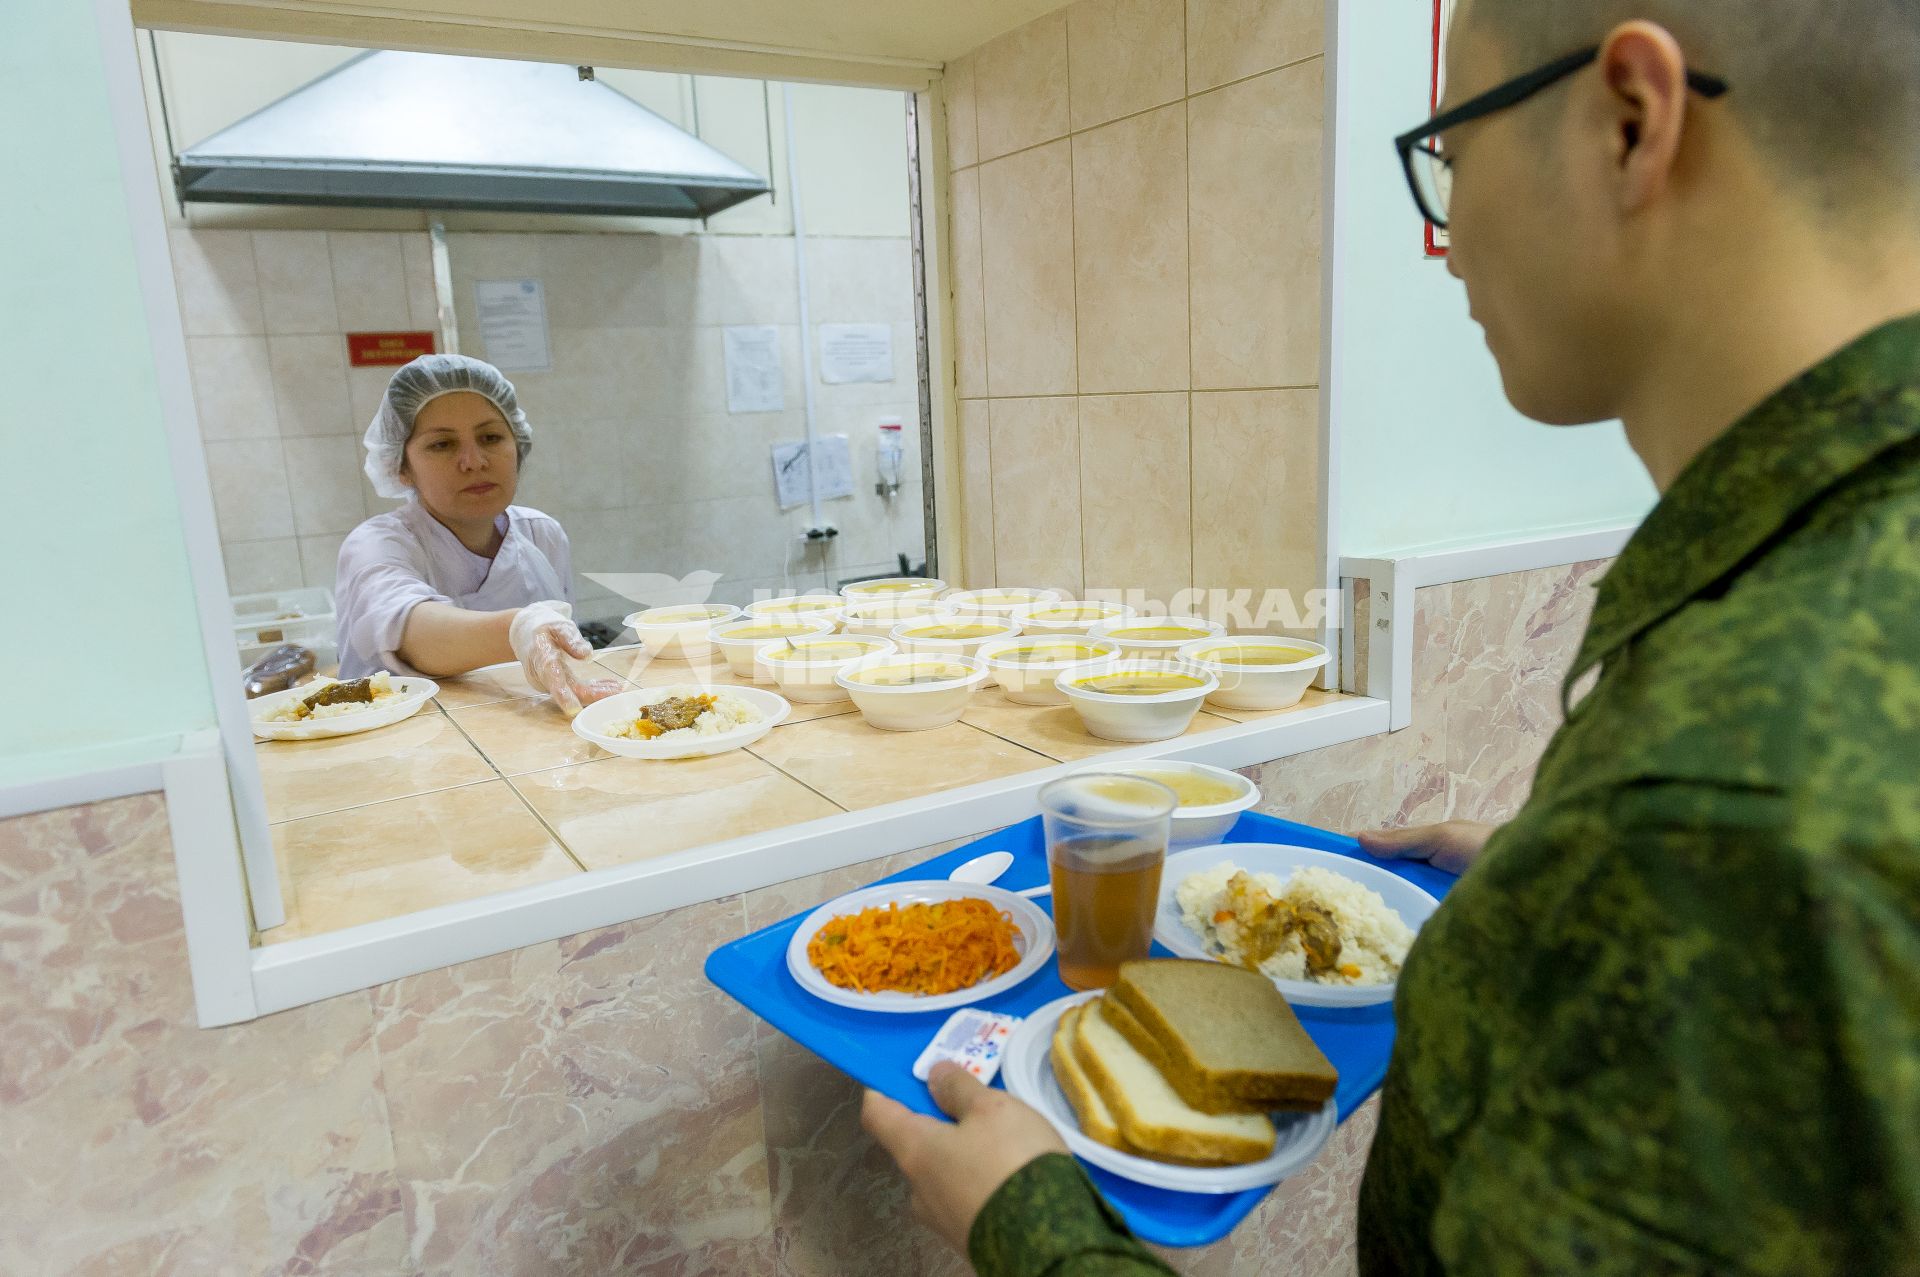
[361,354,534,499]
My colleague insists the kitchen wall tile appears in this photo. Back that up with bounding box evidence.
[346,362,393,436]
[957,398,996,587]
[804,236,913,324]
[944,53,980,170]
[989,396,1082,592]
[1186,0,1324,94]
[693,234,800,327]
[297,532,348,594]
[978,141,1078,397]
[283,435,372,536]
[187,334,279,440]
[1079,392,1191,603]
[1072,103,1190,393]
[222,536,303,597]
[267,332,353,437]
[254,230,341,334]
[541,232,695,330]
[205,438,295,542]
[948,165,989,398]
[1067,0,1186,131]
[169,228,263,336]
[327,231,412,332]
[1189,61,1324,389]
[1190,389,1321,624]
[973,10,1070,161]
[400,231,441,330]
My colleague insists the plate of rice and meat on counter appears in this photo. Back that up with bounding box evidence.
[573,683,791,758]
[1156,844,1439,1008]
[250,672,438,741]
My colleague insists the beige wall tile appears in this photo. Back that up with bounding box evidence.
[1067,0,1186,131]
[401,232,440,330]
[253,230,340,335]
[205,438,295,542]
[804,236,913,324]
[1072,103,1190,393]
[973,11,1070,162]
[989,396,1082,592]
[222,536,303,597]
[1189,61,1323,390]
[978,141,1078,397]
[1190,389,1320,626]
[283,435,370,536]
[949,166,989,398]
[327,231,411,332]
[297,533,347,593]
[267,333,353,438]
[957,398,996,587]
[1078,392,1191,603]
[346,362,392,435]
[169,228,263,337]
[188,335,279,441]
[1186,0,1324,94]
[945,54,980,170]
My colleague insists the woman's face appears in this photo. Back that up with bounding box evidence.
[401,391,519,523]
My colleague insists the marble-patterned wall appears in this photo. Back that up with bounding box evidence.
[1,559,1602,1276]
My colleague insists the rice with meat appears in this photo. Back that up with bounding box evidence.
[603,686,760,741]
[263,672,399,722]
[1175,861,1415,985]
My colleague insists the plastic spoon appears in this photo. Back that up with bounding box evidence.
[946,849,1051,898]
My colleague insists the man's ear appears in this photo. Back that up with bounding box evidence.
[1598,21,1691,214]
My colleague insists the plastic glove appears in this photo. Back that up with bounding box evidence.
[507,601,624,717]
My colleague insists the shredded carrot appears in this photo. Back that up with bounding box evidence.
[807,898,1022,996]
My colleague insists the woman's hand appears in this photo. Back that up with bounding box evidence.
[1357,819,1498,875]
[508,602,619,716]
[861,1062,1068,1255]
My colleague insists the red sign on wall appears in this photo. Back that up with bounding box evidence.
[346,331,437,367]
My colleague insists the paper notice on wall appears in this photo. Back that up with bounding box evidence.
[770,434,854,511]
[473,278,552,371]
[724,325,785,413]
[818,323,894,384]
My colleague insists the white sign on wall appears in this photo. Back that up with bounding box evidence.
[724,325,786,413]
[771,434,854,510]
[473,278,552,371]
[818,323,894,384]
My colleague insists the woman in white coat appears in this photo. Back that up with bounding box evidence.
[334,354,620,714]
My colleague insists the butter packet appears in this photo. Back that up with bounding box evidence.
[911,1008,1022,1085]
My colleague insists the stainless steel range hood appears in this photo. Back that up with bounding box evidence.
[174,51,771,218]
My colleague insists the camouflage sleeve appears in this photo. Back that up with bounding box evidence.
[968,1153,1179,1277]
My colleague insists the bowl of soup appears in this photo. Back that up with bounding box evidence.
[1178,636,1332,711]
[625,603,744,660]
[941,587,1065,618]
[1054,659,1220,743]
[890,615,1023,657]
[1069,759,1260,849]
[835,653,988,731]
[974,635,1119,705]
[1010,599,1136,636]
[712,617,838,683]
[840,597,947,639]
[840,576,947,604]
[1090,614,1228,656]
[743,594,847,629]
[758,635,897,703]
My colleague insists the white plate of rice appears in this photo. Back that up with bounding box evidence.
[1155,844,1439,1008]
[250,673,438,741]
[572,684,790,758]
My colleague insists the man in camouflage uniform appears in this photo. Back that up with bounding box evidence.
[862,1,1920,1273]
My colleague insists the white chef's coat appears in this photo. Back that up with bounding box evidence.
[334,500,574,678]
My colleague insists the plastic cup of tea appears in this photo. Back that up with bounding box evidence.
[1038,772,1178,991]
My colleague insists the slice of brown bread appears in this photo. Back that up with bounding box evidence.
[1110,959,1337,1115]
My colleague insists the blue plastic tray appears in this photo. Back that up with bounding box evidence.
[705,810,1456,1248]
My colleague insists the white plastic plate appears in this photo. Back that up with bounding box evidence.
[250,677,438,741]
[785,881,1056,1014]
[1003,991,1336,1193]
[573,684,791,759]
[1154,843,1441,1008]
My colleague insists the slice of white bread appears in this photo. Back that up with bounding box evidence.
[1073,995,1276,1165]
[1110,959,1337,1115]
[1049,1005,1131,1153]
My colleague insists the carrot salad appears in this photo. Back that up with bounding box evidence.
[807,897,1022,996]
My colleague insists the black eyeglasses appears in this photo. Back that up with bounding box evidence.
[1395,45,1730,231]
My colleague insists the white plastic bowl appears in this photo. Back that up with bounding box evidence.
[571,683,792,759]
[758,634,897,703]
[1055,658,1220,743]
[743,594,847,629]
[890,615,1023,657]
[1178,636,1332,711]
[711,616,837,683]
[1069,759,1260,850]
[624,603,743,660]
[836,653,988,731]
[1090,614,1228,657]
[839,576,947,603]
[1011,598,1137,636]
[942,586,1065,618]
[975,635,1120,705]
[839,597,947,638]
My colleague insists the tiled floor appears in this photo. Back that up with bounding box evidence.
[255,645,1351,945]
